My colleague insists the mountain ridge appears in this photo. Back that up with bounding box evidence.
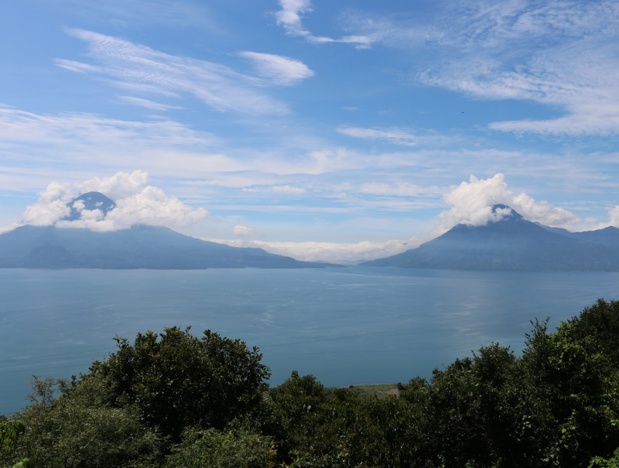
[362,205,619,271]
[0,224,334,269]
[0,192,334,269]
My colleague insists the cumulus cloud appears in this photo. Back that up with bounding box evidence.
[22,182,73,226]
[77,171,150,200]
[19,170,207,232]
[440,173,580,230]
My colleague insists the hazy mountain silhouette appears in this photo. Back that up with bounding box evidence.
[0,192,332,269]
[570,226,619,250]
[362,205,619,271]
[0,225,335,269]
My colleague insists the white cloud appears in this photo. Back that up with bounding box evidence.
[104,185,206,230]
[0,107,212,149]
[238,51,314,86]
[119,96,182,111]
[55,59,100,74]
[273,185,306,195]
[19,171,207,232]
[338,126,419,147]
[233,225,254,237]
[242,185,306,194]
[64,0,218,29]
[345,0,619,135]
[209,237,420,265]
[607,206,619,228]
[60,29,291,115]
[22,182,73,226]
[275,0,312,37]
[440,173,580,230]
[359,182,423,197]
[0,107,254,180]
[275,0,374,48]
[510,192,580,228]
[77,171,150,200]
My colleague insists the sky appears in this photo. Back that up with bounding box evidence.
[1,0,619,264]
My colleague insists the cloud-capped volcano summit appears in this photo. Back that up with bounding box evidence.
[362,205,619,271]
[64,191,116,221]
[0,191,333,269]
[18,171,208,232]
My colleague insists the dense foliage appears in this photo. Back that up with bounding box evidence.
[3,300,619,467]
[87,327,270,440]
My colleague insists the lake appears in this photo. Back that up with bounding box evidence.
[2,267,619,415]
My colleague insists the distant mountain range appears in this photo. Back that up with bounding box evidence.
[0,192,331,269]
[362,204,619,271]
[6,195,619,271]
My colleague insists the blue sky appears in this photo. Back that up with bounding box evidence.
[1,0,618,263]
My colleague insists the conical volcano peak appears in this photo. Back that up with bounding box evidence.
[65,192,116,221]
[491,204,523,222]
[363,202,619,271]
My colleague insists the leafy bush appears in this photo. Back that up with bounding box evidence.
[6,376,160,467]
[86,327,271,440]
[165,426,275,467]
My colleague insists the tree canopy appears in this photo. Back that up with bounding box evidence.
[88,327,271,440]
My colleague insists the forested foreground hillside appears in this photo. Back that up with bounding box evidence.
[3,300,619,467]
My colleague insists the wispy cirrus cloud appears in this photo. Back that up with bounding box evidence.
[63,0,218,28]
[242,185,307,195]
[0,106,248,181]
[118,96,183,111]
[275,0,374,48]
[337,126,419,147]
[238,51,314,86]
[345,0,619,135]
[0,107,212,149]
[57,29,313,115]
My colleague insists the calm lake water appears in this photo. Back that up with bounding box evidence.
[2,267,619,415]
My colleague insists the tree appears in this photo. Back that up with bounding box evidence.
[7,376,160,467]
[0,418,25,463]
[266,372,427,467]
[343,391,427,467]
[164,426,276,468]
[265,371,338,465]
[86,327,271,440]
[520,302,619,466]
